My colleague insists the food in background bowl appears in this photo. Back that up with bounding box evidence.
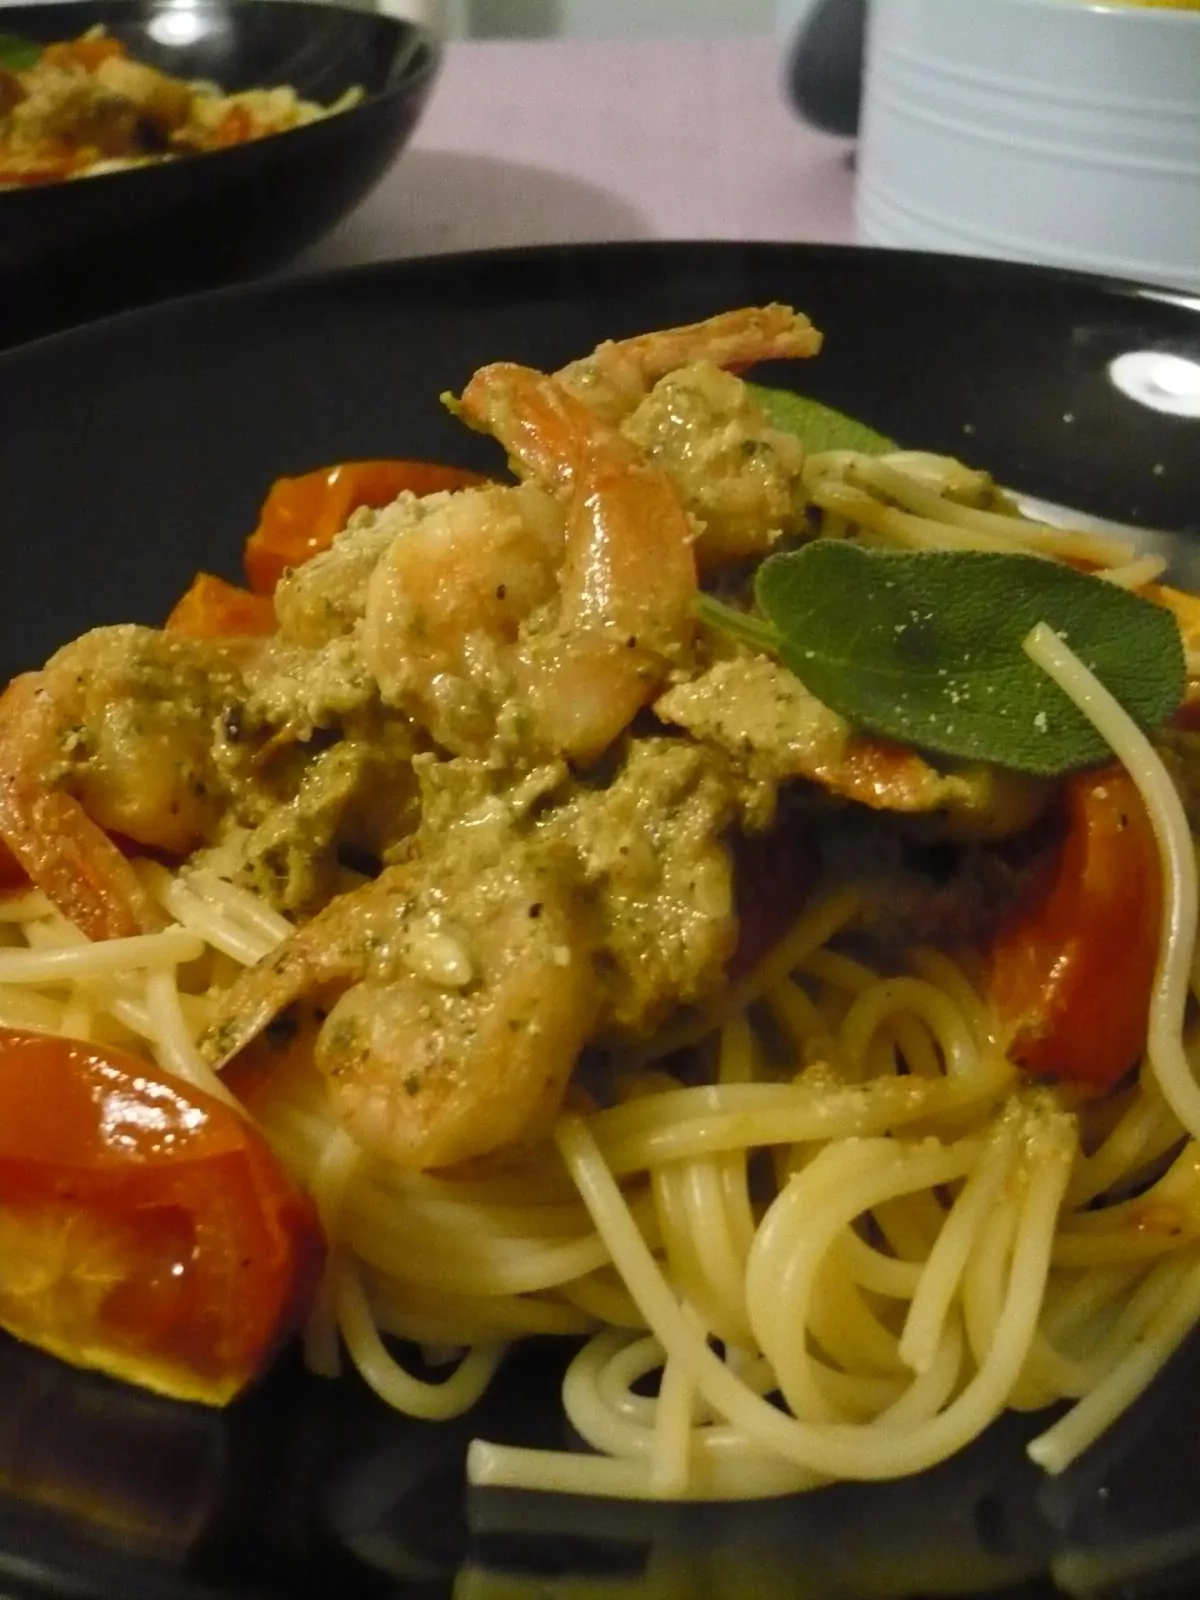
[0,24,361,187]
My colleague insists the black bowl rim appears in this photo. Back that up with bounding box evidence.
[0,237,1196,372]
[0,0,442,203]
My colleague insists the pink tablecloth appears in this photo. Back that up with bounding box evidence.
[292,33,856,274]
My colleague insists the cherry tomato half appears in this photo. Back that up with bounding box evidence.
[243,460,489,596]
[988,766,1161,1092]
[0,1029,322,1405]
[165,572,277,640]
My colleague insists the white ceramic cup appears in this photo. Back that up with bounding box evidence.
[856,0,1200,291]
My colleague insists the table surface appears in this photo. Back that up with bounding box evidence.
[288,32,857,276]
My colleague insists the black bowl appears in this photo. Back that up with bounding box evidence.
[0,0,440,343]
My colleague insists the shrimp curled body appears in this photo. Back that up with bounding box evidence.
[369,370,698,765]
[0,626,244,938]
[205,832,597,1171]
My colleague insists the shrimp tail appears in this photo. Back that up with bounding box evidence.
[201,933,358,1071]
[455,363,606,491]
[555,304,823,422]
[0,674,159,940]
[455,303,823,475]
[201,872,393,1068]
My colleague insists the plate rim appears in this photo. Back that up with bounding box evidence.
[2,237,1198,369]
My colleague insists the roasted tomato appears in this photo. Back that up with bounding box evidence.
[243,459,490,595]
[0,1030,322,1405]
[988,766,1161,1092]
[165,572,277,639]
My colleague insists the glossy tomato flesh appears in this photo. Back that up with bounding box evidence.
[989,767,1161,1092]
[0,1029,322,1405]
[243,460,490,595]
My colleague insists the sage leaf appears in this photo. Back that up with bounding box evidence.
[749,384,896,456]
[751,544,1184,776]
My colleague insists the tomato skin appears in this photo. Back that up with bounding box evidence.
[243,460,489,596]
[165,572,277,639]
[0,1030,322,1405]
[988,767,1161,1092]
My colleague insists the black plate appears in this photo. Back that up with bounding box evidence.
[0,242,1199,1600]
[0,1,439,344]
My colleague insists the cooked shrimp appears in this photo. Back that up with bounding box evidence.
[376,371,696,764]
[620,362,808,563]
[366,309,823,760]
[469,305,822,569]
[203,831,597,1170]
[363,482,566,754]
[512,393,697,764]
[656,656,1052,839]
[552,303,822,425]
[0,626,245,939]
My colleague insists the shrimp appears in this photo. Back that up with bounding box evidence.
[510,390,697,764]
[362,482,567,754]
[619,363,810,564]
[546,304,823,566]
[656,656,1052,839]
[552,303,823,425]
[460,325,820,571]
[370,373,696,765]
[203,831,597,1171]
[202,737,738,1170]
[0,626,245,939]
[365,309,823,760]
